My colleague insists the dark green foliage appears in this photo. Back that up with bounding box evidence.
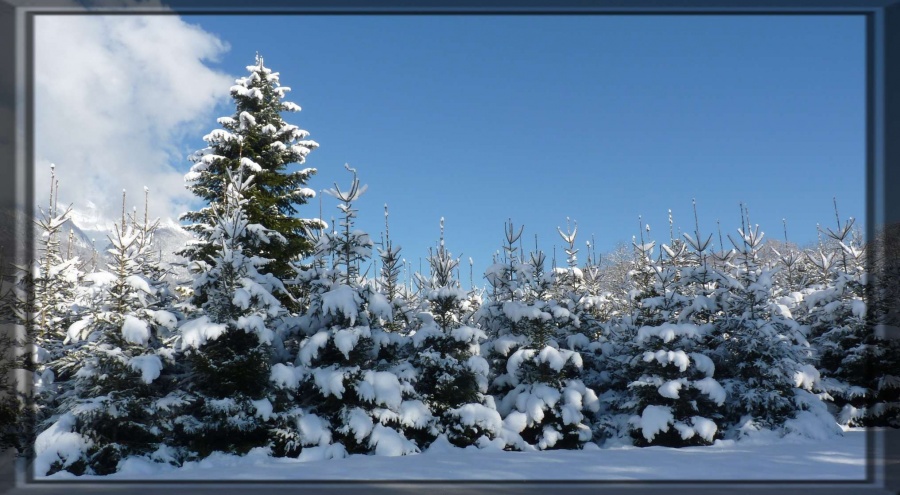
[187,330,270,399]
[173,396,271,459]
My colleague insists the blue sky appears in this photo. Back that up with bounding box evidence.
[38,14,866,287]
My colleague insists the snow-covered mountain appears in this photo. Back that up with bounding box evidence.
[137,221,196,283]
[66,200,113,234]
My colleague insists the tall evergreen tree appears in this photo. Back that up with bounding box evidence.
[180,54,320,308]
[478,221,530,397]
[552,220,608,388]
[592,221,658,438]
[31,165,82,362]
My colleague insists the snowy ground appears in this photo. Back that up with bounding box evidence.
[41,428,869,481]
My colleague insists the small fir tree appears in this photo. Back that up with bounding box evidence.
[375,205,417,335]
[173,158,287,459]
[12,165,85,453]
[712,206,838,438]
[803,202,893,426]
[276,166,426,458]
[624,207,726,447]
[551,220,609,390]
[39,190,175,475]
[478,222,599,451]
[411,218,501,448]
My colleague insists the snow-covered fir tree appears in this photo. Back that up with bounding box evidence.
[36,190,177,475]
[410,218,501,448]
[173,159,287,460]
[865,221,900,427]
[712,207,838,438]
[478,222,599,451]
[9,165,85,450]
[769,219,811,298]
[180,53,321,309]
[802,203,892,426]
[624,208,726,447]
[133,188,179,312]
[31,165,82,361]
[376,205,416,335]
[581,234,606,300]
[478,221,530,393]
[551,220,609,390]
[591,221,658,438]
[552,219,604,348]
[677,202,725,342]
[275,165,426,458]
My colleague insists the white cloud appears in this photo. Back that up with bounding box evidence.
[34,14,233,229]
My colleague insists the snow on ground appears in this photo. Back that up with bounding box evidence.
[42,428,868,481]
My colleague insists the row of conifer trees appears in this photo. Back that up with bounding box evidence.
[0,55,897,476]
